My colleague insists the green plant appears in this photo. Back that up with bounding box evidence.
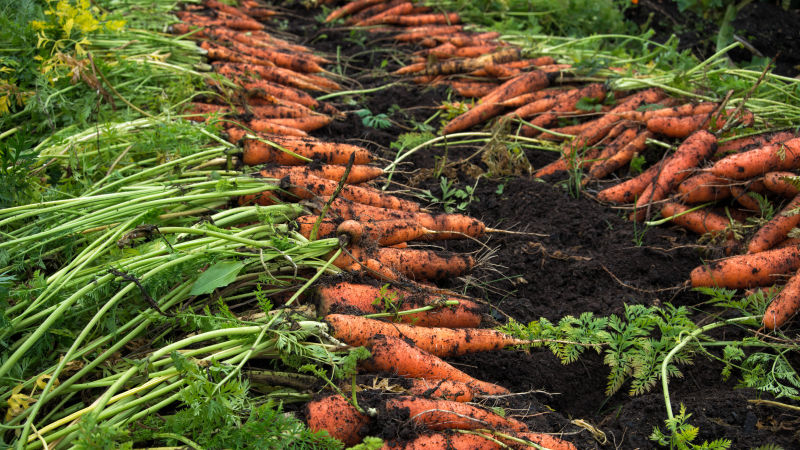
[419,176,480,213]
[355,108,392,129]
[650,404,732,449]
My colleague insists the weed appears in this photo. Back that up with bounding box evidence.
[419,176,480,213]
[355,108,392,129]
[650,404,732,449]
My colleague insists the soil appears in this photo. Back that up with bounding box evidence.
[270,3,800,448]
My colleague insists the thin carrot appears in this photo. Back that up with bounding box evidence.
[585,130,652,182]
[614,101,716,122]
[212,62,339,92]
[248,104,317,119]
[305,394,370,447]
[254,115,333,132]
[446,80,499,98]
[716,131,796,156]
[505,432,578,450]
[747,193,800,253]
[325,0,384,22]
[247,119,308,137]
[647,109,755,138]
[660,202,733,237]
[392,25,464,42]
[281,173,420,212]
[240,79,322,109]
[200,41,273,67]
[633,130,718,220]
[763,171,799,198]
[384,12,461,26]
[394,48,521,76]
[356,2,414,26]
[676,172,732,203]
[370,247,474,280]
[346,0,404,25]
[258,165,383,184]
[763,268,800,329]
[228,40,326,73]
[383,396,528,432]
[316,282,484,328]
[596,160,666,204]
[326,314,528,357]
[362,335,508,395]
[690,244,800,288]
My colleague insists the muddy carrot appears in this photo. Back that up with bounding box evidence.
[249,104,317,119]
[384,12,461,26]
[763,171,799,198]
[690,244,800,288]
[258,165,383,184]
[371,247,474,280]
[317,283,484,328]
[213,62,339,92]
[660,202,733,237]
[676,172,732,203]
[281,173,421,212]
[716,131,795,156]
[710,138,800,180]
[305,394,370,447]
[405,378,475,403]
[327,314,527,357]
[346,0,403,25]
[615,101,715,122]
[325,0,384,22]
[297,216,427,246]
[242,136,372,166]
[446,80,500,98]
[748,193,800,253]
[383,396,528,432]
[380,432,503,449]
[586,130,652,182]
[729,186,762,212]
[596,160,666,204]
[247,119,309,137]
[356,2,414,26]
[395,48,521,76]
[255,115,333,132]
[506,432,578,450]
[763,268,800,329]
[392,25,464,42]
[200,41,272,66]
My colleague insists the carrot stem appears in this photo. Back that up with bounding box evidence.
[362,300,461,319]
[644,202,714,226]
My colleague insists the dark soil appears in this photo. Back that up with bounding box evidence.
[271,3,800,448]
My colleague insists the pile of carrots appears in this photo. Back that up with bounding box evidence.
[172,1,581,447]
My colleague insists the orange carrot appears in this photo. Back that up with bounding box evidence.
[247,120,309,137]
[443,70,552,134]
[615,101,716,122]
[258,165,383,184]
[370,247,473,280]
[676,172,732,203]
[585,130,652,182]
[499,89,565,108]
[356,2,414,26]
[405,378,475,403]
[763,268,800,329]
[647,109,755,138]
[326,314,528,357]
[241,135,372,166]
[506,432,578,450]
[200,41,273,67]
[392,25,464,42]
[212,62,339,92]
[384,12,461,26]
[346,0,404,25]
[297,216,427,246]
[660,202,733,237]
[730,186,762,212]
[596,160,666,204]
[241,79,322,109]
[748,193,800,253]
[316,282,484,328]
[282,173,420,212]
[710,138,800,180]
[380,432,502,450]
[690,244,800,288]
[228,41,325,73]
[383,396,528,432]
[249,104,317,119]
[716,131,796,156]
[305,394,370,447]
[633,130,718,219]
[255,115,333,132]
[325,0,384,22]
[363,335,508,395]
[763,171,800,198]
[446,80,500,98]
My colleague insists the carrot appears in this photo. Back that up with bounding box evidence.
[247,120,309,137]
[748,193,800,253]
[660,202,733,237]
[281,173,420,211]
[346,0,404,25]
[710,138,800,180]
[203,0,253,19]
[212,62,340,92]
[363,335,508,395]
[499,89,565,108]
[241,79,322,109]
[596,159,666,204]
[380,432,502,450]
[395,48,521,76]
[729,186,762,213]
[647,109,755,138]
[305,394,370,447]
[506,432,578,450]
[326,314,528,357]
[371,247,473,280]
[506,96,559,120]
[446,80,500,98]
[185,102,230,121]
[297,216,427,246]
[384,12,461,26]
[676,172,732,203]
[325,0,384,22]
[227,41,326,73]
[763,268,800,329]
[690,244,800,288]
[716,131,796,156]
[248,104,317,119]
[200,41,273,67]
[316,282,484,328]
[241,136,372,166]
[392,25,464,42]
[383,396,528,432]
[443,70,552,134]
[615,101,716,122]
[763,171,800,198]
[633,130,718,219]
[586,130,652,182]
[254,115,333,132]
[177,12,263,30]
[405,378,475,403]
[258,165,383,184]
[356,2,414,26]
[538,121,595,141]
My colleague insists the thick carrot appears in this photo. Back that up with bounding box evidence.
[690,244,800,288]
[633,130,718,218]
[363,335,508,395]
[676,172,732,203]
[647,109,755,138]
[258,165,383,184]
[384,12,461,26]
[730,186,762,212]
[446,80,500,98]
[297,216,427,246]
[660,202,732,237]
[241,136,372,166]
[499,89,565,108]
[748,193,800,253]
[615,101,716,122]
[384,396,527,432]
[596,160,666,204]
[506,96,559,120]
[716,131,796,156]
[710,138,800,180]
[203,0,253,19]
[255,115,333,132]
[228,41,325,73]
[213,62,339,92]
[380,432,502,450]
[327,314,527,357]
[325,0,384,22]
[392,25,464,42]
[586,130,652,182]
[200,41,272,67]
[240,79,322,109]
[763,171,800,198]
[305,394,370,447]
[249,104,317,119]
[371,247,474,280]
[763,269,800,329]
[443,70,552,134]
[356,2,414,26]
[247,120,308,137]
[405,378,475,403]
[317,282,484,328]
[281,173,420,212]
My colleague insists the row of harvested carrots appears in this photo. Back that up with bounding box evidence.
[172,1,578,448]
[324,0,800,331]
